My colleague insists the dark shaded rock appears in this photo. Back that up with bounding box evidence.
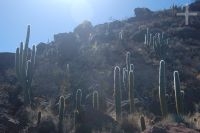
[75,107,117,133]
[36,43,49,55]
[37,120,56,133]
[134,8,153,18]
[54,33,68,42]
[0,114,20,133]
[190,1,200,11]
[74,20,93,43]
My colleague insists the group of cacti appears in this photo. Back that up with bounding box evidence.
[114,52,135,120]
[14,25,186,132]
[15,25,36,106]
[159,60,184,117]
[144,28,169,59]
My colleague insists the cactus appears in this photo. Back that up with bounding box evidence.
[58,96,65,133]
[37,111,41,127]
[130,64,134,71]
[93,91,99,110]
[174,71,183,115]
[140,116,146,131]
[114,66,122,121]
[159,60,167,117]
[126,52,131,71]
[180,90,185,113]
[128,68,134,113]
[15,48,20,78]
[122,67,128,91]
[15,25,36,105]
[144,30,169,59]
[74,110,79,130]
[119,30,123,40]
[144,28,149,45]
[76,89,82,111]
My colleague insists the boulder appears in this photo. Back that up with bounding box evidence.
[134,8,153,18]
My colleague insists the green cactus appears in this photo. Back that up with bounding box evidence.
[76,89,82,111]
[153,33,168,59]
[144,28,149,46]
[93,91,99,110]
[130,64,134,71]
[114,66,121,121]
[15,25,36,105]
[37,111,41,127]
[58,96,65,133]
[74,110,79,130]
[159,60,167,117]
[128,69,134,113]
[140,116,146,131]
[122,67,128,91]
[174,71,183,115]
[126,52,131,71]
[15,48,20,79]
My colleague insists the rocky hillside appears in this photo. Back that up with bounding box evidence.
[1,1,200,133]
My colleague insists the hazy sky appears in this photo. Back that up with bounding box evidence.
[0,0,191,52]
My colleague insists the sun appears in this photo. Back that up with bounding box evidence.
[68,0,94,23]
[52,0,94,23]
[47,0,94,23]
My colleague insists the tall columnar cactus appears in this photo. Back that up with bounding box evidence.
[93,91,99,110]
[58,96,65,133]
[144,28,149,45]
[119,30,123,40]
[37,111,41,127]
[126,52,131,71]
[76,89,82,111]
[128,68,134,113]
[130,64,134,71]
[140,116,146,131]
[114,66,122,121]
[181,90,184,107]
[159,60,167,117]
[153,33,168,59]
[174,71,183,115]
[122,67,128,91]
[15,25,36,105]
[145,30,169,59]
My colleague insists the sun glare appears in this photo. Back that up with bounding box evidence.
[50,0,94,23]
[69,0,94,23]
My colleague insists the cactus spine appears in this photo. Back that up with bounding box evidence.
[140,116,146,131]
[174,71,183,115]
[58,96,65,133]
[15,25,36,105]
[114,66,122,121]
[128,67,134,113]
[93,91,99,110]
[76,89,82,111]
[159,60,167,117]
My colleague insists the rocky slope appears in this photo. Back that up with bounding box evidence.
[0,1,200,133]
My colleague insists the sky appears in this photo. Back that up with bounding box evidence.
[0,0,192,52]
